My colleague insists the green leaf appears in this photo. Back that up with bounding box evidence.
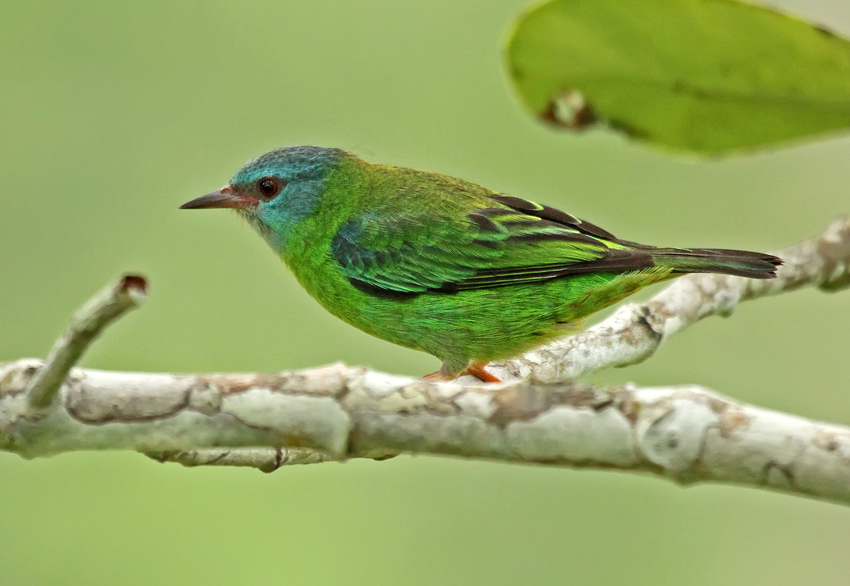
[506,0,850,154]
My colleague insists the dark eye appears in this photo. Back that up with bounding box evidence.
[258,177,283,198]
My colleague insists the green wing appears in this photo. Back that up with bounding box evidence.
[330,194,653,298]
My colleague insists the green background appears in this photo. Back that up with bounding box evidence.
[1,1,848,584]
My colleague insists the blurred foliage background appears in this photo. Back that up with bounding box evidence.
[1,1,849,584]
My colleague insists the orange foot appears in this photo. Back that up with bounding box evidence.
[466,361,501,383]
[423,361,502,383]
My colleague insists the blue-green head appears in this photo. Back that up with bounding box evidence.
[181,145,349,252]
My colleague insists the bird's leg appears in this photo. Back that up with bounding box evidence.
[423,361,502,383]
[465,361,501,383]
[422,365,502,382]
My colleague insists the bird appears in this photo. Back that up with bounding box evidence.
[181,146,782,382]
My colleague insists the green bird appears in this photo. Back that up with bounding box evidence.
[181,146,781,382]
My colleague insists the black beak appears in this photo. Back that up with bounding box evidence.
[180,187,257,209]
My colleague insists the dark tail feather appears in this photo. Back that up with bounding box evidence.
[651,247,783,279]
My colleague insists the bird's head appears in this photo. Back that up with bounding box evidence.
[181,145,348,251]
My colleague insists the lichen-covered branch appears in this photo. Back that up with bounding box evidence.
[0,217,848,505]
[1,361,849,503]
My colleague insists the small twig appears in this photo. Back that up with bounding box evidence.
[26,274,148,410]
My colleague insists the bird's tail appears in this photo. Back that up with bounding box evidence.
[650,247,783,279]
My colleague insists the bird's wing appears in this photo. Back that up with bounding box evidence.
[331,194,654,298]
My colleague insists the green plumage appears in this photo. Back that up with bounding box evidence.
[182,146,781,381]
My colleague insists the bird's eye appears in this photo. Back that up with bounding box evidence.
[257,177,283,199]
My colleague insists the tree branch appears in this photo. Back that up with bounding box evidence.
[2,362,850,503]
[0,217,848,504]
[25,275,147,410]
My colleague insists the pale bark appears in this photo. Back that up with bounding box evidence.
[1,217,848,504]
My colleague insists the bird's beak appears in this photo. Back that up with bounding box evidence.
[180,186,257,210]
